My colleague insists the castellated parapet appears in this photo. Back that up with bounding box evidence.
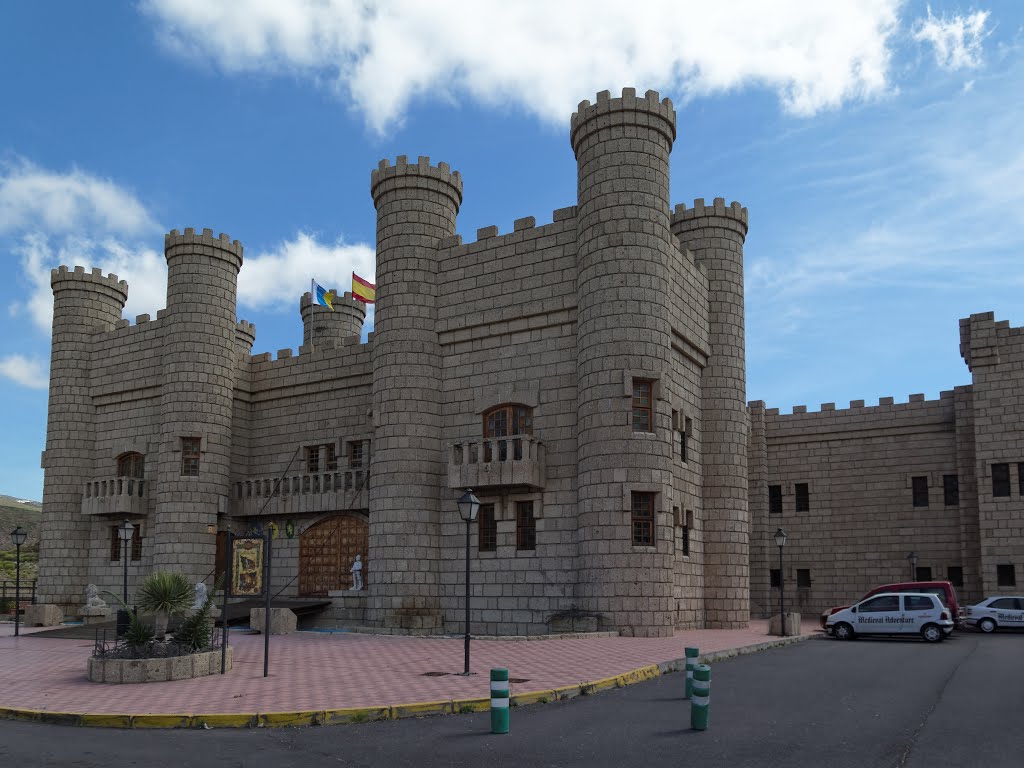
[300,290,365,349]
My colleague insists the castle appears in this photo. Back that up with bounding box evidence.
[36,89,1023,636]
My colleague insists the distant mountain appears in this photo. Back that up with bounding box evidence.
[0,494,41,551]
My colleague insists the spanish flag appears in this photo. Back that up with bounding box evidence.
[352,272,376,304]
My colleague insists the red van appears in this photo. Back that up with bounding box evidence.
[820,581,961,629]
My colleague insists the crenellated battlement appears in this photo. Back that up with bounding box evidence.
[299,290,367,315]
[51,265,129,301]
[672,198,748,236]
[570,87,676,154]
[370,155,463,209]
[164,227,243,261]
[760,390,956,418]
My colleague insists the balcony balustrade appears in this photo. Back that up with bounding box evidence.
[82,476,147,517]
[447,436,545,490]
[232,468,369,516]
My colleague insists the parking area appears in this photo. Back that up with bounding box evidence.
[1,629,1021,767]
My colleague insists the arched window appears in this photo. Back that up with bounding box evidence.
[117,452,145,478]
[482,404,533,461]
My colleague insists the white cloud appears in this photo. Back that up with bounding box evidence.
[0,158,156,236]
[912,6,990,70]
[0,354,48,390]
[142,0,906,133]
[238,231,376,310]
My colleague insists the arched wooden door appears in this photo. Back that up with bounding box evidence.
[298,515,369,596]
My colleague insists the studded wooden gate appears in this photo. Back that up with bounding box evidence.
[298,515,369,597]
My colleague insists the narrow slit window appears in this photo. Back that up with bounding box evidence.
[632,380,653,432]
[794,483,810,512]
[992,463,1011,497]
[943,475,959,506]
[181,437,201,477]
[516,501,536,551]
[478,504,497,552]
[631,492,655,546]
[768,485,782,515]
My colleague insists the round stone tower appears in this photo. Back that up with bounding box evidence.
[671,198,750,628]
[38,267,128,610]
[300,290,366,348]
[368,156,462,631]
[572,88,679,637]
[154,228,243,583]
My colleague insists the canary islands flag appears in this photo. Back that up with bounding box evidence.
[352,272,376,304]
[311,279,334,311]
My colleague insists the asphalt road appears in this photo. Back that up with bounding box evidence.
[1,631,1022,768]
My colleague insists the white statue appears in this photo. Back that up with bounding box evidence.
[349,555,364,591]
[192,582,208,610]
[84,583,106,609]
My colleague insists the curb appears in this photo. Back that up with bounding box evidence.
[0,632,816,729]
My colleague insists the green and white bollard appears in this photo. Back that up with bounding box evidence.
[490,667,510,734]
[690,664,711,731]
[684,647,700,699]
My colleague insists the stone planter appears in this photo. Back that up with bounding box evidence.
[88,647,232,684]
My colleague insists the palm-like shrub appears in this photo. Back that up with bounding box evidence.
[137,571,194,638]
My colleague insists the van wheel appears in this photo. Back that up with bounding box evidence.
[921,624,943,643]
[978,618,997,634]
[833,622,854,641]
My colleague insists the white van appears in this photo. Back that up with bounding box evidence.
[825,592,954,643]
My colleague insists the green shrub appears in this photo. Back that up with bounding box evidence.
[137,572,194,637]
[173,595,214,653]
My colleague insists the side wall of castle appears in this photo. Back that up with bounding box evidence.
[749,392,978,619]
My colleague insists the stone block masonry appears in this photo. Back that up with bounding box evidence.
[36,86,1019,638]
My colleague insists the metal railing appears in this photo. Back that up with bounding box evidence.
[0,579,37,607]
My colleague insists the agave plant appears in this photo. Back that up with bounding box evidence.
[136,571,194,638]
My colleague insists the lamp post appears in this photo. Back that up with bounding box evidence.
[116,520,135,635]
[774,527,788,636]
[10,527,27,637]
[907,551,918,581]
[457,488,480,676]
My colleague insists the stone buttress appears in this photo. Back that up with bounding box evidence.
[572,89,679,637]
[672,199,750,627]
[154,229,242,582]
[369,156,462,631]
[38,267,128,609]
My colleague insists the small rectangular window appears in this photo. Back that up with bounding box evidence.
[349,441,364,469]
[109,526,121,562]
[631,491,655,546]
[478,504,496,552]
[795,483,810,512]
[181,437,201,477]
[993,463,1011,497]
[681,511,690,557]
[131,526,143,562]
[997,564,1016,587]
[797,569,811,588]
[325,444,338,471]
[947,566,963,587]
[680,417,692,462]
[915,566,932,581]
[768,485,782,515]
[632,380,653,432]
[770,569,781,588]
[1018,463,1024,496]
[943,475,959,506]
[306,446,321,474]
[516,501,536,551]
[912,476,929,507]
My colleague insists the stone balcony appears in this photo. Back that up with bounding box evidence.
[231,469,369,517]
[82,476,147,517]
[447,436,546,490]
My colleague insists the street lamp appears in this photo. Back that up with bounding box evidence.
[116,521,135,635]
[10,527,27,637]
[907,551,918,581]
[774,528,788,636]
[457,488,480,676]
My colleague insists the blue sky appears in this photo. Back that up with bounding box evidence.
[1,1,1021,501]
